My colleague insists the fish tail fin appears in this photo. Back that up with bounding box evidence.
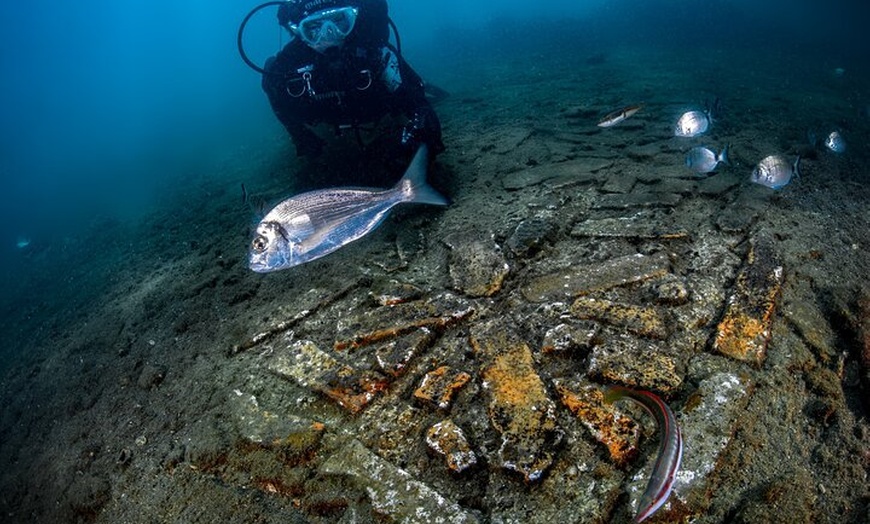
[719,144,730,166]
[794,155,802,180]
[397,145,450,206]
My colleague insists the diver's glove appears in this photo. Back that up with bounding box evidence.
[401,111,445,155]
[291,128,325,158]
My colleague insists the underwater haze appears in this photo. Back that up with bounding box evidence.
[1,0,869,522]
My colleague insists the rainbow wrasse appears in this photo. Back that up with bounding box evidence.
[603,385,683,523]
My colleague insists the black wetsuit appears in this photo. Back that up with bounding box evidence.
[262,35,443,158]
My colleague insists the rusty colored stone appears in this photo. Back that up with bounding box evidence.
[521,252,671,303]
[414,366,472,410]
[333,309,474,352]
[541,322,599,355]
[426,419,478,473]
[555,382,640,467]
[714,237,783,366]
[375,327,436,378]
[268,339,388,414]
[471,326,562,482]
[587,336,683,394]
[368,279,424,306]
[570,297,671,340]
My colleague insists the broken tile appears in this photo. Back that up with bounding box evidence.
[592,192,682,210]
[471,325,562,482]
[228,389,325,449]
[587,335,683,394]
[414,366,472,410]
[555,381,640,466]
[570,215,689,241]
[521,252,671,303]
[541,322,599,355]
[320,439,479,523]
[571,297,672,340]
[375,327,436,378]
[502,159,611,190]
[426,420,478,473]
[714,236,784,366]
[443,230,510,297]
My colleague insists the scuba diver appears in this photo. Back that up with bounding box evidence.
[256,0,445,160]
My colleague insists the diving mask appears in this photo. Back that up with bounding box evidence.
[289,7,359,53]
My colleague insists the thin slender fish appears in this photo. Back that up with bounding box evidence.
[603,385,683,523]
[598,104,643,127]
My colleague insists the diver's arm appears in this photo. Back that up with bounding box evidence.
[393,58,445,155]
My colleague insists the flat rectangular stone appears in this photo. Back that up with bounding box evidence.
[521,252,671,303]
[268,339,388,414]
[320,439,478,523]
[471,324,562,482]
[601,173,637,194]
[587,335,683,394]
[714,236,783,366]
[571,297,671,340]
[592,192,682,209]
[502,159,612,190]
[571,216,689,240]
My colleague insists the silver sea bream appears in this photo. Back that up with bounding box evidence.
[750,154,801,189]
[674,110,710,138]
[248,146,447,272]
[685,145,728,175]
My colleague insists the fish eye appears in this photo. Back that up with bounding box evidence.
[252,235,268,252]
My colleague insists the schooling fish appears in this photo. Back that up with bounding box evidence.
[751,154,801,190]
[685,145,728,175]
[674,110,710,138]
[248,145,448,272]
[604,385,683,524]
[598,104,643,127]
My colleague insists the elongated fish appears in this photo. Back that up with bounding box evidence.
[603,385,683,523]
[598,104,643,127]
[248,146,447,272]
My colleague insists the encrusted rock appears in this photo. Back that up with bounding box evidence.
[555,381,640,466]
[471,325,562,482]
[320,439,478,523]
[587,334,683,393]
[541,322,599,355]
[369,279,424,306]
[414,366,472,410]
[645,372,754,520]
[507,216,559,257]
[268,339,388,414]
[570,297,671,340]
[426,420,478,473]
[229,389,324,449]
[654,278,691,306]
[502,159,610,190]
[443,230,510,297]
[571,215,689,240]
[714,236,783,366]
[592,192,681,210]
[375,327,435,378]
[522,252,671,303]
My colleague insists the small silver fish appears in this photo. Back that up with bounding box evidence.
[685,145,728,175]
[249,146,447,272]
[674,110,710,138]
[598,104,643,127]
[750,155,801,190]
[824,131,846,153]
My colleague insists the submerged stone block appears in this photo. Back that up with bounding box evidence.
[471,325,562,482]
[229,389,325,450]
[268,339,388,414]
[414,365,472,410]
[443,230,510,297]
[714,236,783,366]
[555,381,640,467]
[320,439,479,523]
[375,327,435,378]
[592,192,682,210]
[570,215,689,241]
[521,252,671,303]
[426,420,478,473]
[570,297,672,340]
[587,335,683,394]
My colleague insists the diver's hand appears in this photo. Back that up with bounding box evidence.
[401,113,445,155]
